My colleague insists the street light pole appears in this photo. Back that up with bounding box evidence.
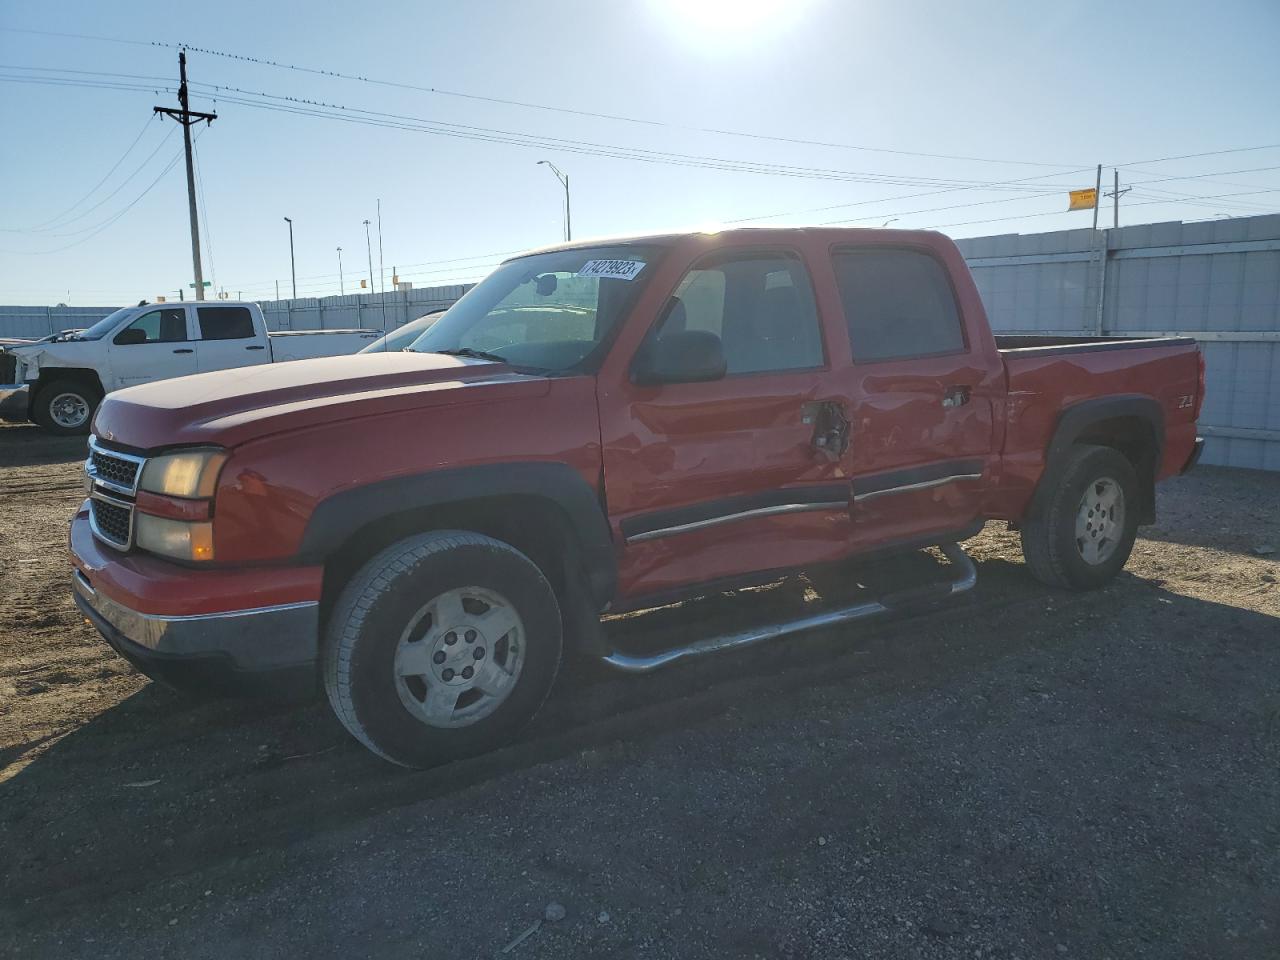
[283,217,297,299]
[363,219,375,295]
[537,160,571,241]
[337,246,345,295]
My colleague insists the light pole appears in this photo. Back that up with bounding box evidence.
[283,217,297,299]
[363,219,375,294]
[337,246,345,296]
[537,160,571,241]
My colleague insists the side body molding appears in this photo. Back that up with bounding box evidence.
[297,462,617,607]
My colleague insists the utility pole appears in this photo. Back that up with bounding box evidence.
[1105,169,1132,230]
[337,246,345,295]
[1091,163,1102,232]
[283,217,297,298]
[154,50,216,301]
[376,199,387,332]
[537,160,571,241]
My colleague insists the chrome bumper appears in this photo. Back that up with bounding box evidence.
[0,382,29,421]
[72,569,319,673]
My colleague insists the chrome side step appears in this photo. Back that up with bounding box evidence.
[600,542,977,675]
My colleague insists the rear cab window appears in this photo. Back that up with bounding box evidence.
[196,306,257,341]
[831,248,966,362]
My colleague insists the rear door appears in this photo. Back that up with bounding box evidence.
[194,305,269,372]
[106,306,197,388]
[599,244,854,603]
[821,243,1000,549]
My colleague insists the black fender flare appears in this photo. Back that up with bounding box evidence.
[1028,395,1164,523]
[297,462,617,608]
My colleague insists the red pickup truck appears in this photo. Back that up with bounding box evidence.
[71,228,1204,767]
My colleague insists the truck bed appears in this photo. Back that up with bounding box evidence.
[995,334,1202,514]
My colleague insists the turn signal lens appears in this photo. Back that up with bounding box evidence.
[134,514,215,562]
[139,449,228,499]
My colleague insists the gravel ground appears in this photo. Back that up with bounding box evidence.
[1,421,1278,959]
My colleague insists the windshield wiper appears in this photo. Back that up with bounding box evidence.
[434,347,508,363]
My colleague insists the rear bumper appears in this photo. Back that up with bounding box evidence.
[1181,437,1205,474]
[69,508,322,696]
[0,382,29,421]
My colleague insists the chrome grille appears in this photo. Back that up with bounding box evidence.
[89,495,133,549]
[86,436,145,495]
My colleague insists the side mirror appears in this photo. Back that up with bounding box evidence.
[633,329,727,386]
[113,328,147,346]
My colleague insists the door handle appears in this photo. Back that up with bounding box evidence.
[942,385,971,409]
[801,400,850,461]
[172,348,194,354]
[245,344,266,350]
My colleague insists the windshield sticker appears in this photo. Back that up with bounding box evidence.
[577,259,647,281]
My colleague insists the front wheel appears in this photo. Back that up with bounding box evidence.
[32,378,100,435]
[1020,444,1140,590]
[323,531,563,768]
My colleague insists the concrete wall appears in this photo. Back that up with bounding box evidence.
[0,283,476,342]
[955,214,1280,470]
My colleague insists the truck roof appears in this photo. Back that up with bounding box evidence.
[504,226,949,261]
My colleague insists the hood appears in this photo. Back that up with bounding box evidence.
[93,351,551,449]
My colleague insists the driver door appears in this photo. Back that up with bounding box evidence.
[107,306,197,388]
[599,245,852,604]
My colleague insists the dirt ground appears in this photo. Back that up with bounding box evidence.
[1,420,1278,959]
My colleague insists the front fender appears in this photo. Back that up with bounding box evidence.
[296,462,617,607]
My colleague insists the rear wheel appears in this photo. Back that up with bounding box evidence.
[32,378,99,435]
[1020,444,1139,590]
[323,531,563,768]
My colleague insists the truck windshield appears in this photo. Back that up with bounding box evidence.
[76,306,137,341]
[408,244,664,372]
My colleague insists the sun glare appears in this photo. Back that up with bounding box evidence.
[651,0,813,51]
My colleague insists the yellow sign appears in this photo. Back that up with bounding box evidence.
[1068,188,1097,211]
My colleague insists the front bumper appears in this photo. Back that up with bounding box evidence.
[0,382,29,421]
[70,508,322,696]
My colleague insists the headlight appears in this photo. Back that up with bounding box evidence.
[138,448,227,498]
[134,514,215,562]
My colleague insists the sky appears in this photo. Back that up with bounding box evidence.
[1,0,1278,305]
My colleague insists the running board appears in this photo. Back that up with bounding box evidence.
[600,542,977,675]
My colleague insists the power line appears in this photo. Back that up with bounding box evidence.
[0,27,1087,170]
[924,187,1280,232]
[191,84,1079,190]
[1,124,179,235]
[192,135,217,294]
[0,137,194,256]
[15,113,160,230]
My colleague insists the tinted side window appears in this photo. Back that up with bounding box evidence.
[197,306,256,341]
[832,249,965,362]
[656,252,823,375]
[115,308,187,345]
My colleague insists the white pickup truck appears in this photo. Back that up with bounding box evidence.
[0,301,378,434]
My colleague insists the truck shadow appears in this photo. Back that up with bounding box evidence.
[0,424,86,468]
[3,555,1278,924]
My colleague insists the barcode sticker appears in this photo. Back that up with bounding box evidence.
[577,259,647,281]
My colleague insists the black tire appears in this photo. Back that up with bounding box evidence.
[323,530,563,768]
[1020,444,1139,590]
[32,378,100,436]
